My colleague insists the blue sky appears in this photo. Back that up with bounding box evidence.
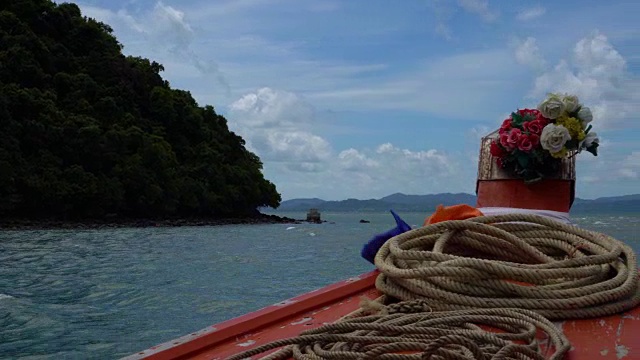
[74,0,640,200]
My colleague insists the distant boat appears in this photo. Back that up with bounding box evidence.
[306,208,321,223]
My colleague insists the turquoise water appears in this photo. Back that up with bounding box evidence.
[0,212,639,359]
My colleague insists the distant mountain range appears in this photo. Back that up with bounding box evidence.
[271,193,640,214]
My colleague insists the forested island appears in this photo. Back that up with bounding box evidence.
[0,0,289,228]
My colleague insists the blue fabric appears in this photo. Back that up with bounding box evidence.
[360,210,412,264]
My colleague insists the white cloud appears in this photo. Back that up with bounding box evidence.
[624,152,640,167]
[80,5,145,33]
[573,145,640,199]
[619,152,640,179]
[457,0,499,22]
[81,3,189,50]
[254,131,332,164]
[375,143,455,179]
[338,149,379,171]
[180,0,284,20]
[272,143,463,200]
[308,49,526,119]
[229,88,314,128]
[228,88,332,170]
[513,37,546,70]
[428,0,456,40]
[516,6,546,21]
[227,88,466,199]
[147,2,193,50]
[467,126,491,142]
[618,168,638,179]
[429,0,497,40]
[79,2,229,92]
[529,32,640,128]
[367,144,463,197]
[435,23,454,41]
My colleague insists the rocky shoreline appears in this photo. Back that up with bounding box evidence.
[0,213,302,231]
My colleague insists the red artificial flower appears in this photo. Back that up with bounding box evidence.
[529,133,540,147]
[499,118,512,134]
[496,157,504,168]
[518,108,539,117]
[523,119,544,135]
[535,112,550,125]
[499,132,513,150]
[535,118,548,132]
[490,140,506,157]
[507,128,522,147]
[518,136,533,152]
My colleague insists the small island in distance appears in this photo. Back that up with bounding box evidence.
[270,192,640,215]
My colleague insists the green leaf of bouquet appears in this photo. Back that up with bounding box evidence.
[517,153,529,168]
[531,149,543,161]
[565,139,579,149]
[586,143,599,156]
[511,112,524,127]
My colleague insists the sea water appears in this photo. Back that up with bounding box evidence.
[0,212,639,359]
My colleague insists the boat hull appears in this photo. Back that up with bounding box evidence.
[124,269,640,360]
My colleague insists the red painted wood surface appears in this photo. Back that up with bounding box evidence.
[476,179,574,212]
[122,271,381,360]
[123,269,640,360]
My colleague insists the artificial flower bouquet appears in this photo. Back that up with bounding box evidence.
[490,93,599,183]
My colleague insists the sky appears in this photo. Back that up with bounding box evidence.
[74,0,640,200]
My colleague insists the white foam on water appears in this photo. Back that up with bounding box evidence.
[0,294,14,300]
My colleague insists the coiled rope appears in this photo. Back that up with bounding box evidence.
[226,213,639,359]
[226,300,570,360]
[374,213,640,319]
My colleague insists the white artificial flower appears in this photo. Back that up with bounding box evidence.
[540,124,571,153]
[562,94,580,113]
[537,95,565,119]
[580,131,599,149]
[577,107,593,128]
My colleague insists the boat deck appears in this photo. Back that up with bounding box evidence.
[123,270,640,360]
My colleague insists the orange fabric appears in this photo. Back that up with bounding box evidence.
[423,204,484,226]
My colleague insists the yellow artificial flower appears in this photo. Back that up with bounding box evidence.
[556,115,585,141]
[551,148,568,158]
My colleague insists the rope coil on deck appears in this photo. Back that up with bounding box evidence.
[226,300,570,360]
[374,213,640,319]
[227,213,639,359]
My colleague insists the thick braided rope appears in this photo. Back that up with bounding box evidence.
[225,301,570,360]
[374,213,640,319]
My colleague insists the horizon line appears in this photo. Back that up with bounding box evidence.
[280,192,640,202]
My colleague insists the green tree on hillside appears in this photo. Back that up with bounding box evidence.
[0,0,281,220]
